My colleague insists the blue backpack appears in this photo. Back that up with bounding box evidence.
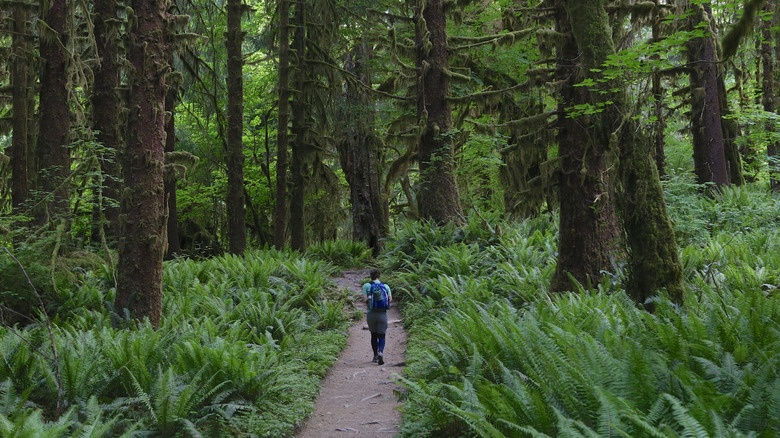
[369,283,390,310]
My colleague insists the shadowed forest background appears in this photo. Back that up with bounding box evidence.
[0,0,779,436]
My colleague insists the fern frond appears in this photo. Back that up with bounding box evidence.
[662,394,709,438]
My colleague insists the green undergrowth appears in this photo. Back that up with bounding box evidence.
[0,248,354,437]
[387,186,780,437]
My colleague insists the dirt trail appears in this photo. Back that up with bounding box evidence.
[294,269,407,438]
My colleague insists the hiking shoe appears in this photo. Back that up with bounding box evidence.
[377,354,384,365]
[372,355,378,363]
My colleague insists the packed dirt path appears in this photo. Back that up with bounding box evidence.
[294,269,407,438]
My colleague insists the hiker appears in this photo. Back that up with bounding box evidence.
[363,269,392,365]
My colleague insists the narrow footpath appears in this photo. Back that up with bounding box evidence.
[294,269,407,438]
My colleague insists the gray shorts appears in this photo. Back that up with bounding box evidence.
[366,310,388,334]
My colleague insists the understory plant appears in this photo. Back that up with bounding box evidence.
[393,185,780,437]
[0,248,351,436]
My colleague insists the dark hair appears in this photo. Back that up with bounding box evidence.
[370,269,381,280]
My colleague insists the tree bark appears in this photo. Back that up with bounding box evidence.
[686,1,730,187]
[764,1,779,192]
[557,0,684,307]
[289,0,306,251]
[651,0,667,176]
[226,0,247,254]
[91,0,123,244]
[11,7,31,221]
[116,0,169,328]
[414,0,463,224]
[273,0,291,248]
[163,73,180,259]
[550,0,622,293]
[35,0,71,227]
[339,42,386,256]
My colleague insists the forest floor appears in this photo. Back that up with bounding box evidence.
[293,269,408,438]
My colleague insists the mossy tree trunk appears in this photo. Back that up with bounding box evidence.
[550,0,622,293]
[651,0,667,176]
[91,0,123,244]
[289,0,306,251]
[714,37,744,185]
[763,1,779,192]
[413,0,463,225]
[273,0,291,249]
[618,133,686,308]
[116,0,169,328]
[686,1,730,187]
[558,0,684,306]
[163,68,180,259]
[338,42,387,256]
[11,6,31,224]
[226,0,246,255]
[35,0,71,227]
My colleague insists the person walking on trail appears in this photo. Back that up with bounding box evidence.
[363,269,392,365]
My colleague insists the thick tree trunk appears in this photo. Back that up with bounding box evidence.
[618,138,685,308]
[273,0,291,248]
[11,7,31,219]
[339,43,386,256]
[414,0,463,224]
[289,0,306,251]
[558,0,684,307]
[163,78,180,259]
[686,2,730,187]
[717,75,744,185]
[35,0,71,226]
[550,0,621,293]
[226,0,246,254]
[764,1,779,192]
[651,0,667,176]
[710,2,744,187]
[91,0,123,244]
[116,0,169,328]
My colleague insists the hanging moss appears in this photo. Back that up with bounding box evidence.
[721,0,765,60]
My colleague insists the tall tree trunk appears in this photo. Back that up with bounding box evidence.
[91,0,123,244]
[618,135,685,308]
[11,7,31,221]
[226,0,246,254]
[35,0,71,227]
[163,74,180,259]
[651,0,667,175]
[339,42,386,256]
[414,0,463,224]
[764,1,779,192]
[712,4,744,187]
[289,0,306,251]
[116,0,169,328]
[273,0,291,248]
[686,1,730,187]
[560,0,684,307]
[550,0,621,293]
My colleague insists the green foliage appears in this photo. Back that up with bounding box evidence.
[0,258,52,325]
[391,195,780,437]
[664,171,780,246]
[457,131,506,213]
[0,249,349,436]
[311,297,350,331]
[305,240,373,269]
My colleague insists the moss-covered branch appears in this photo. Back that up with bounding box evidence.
[721,0,766,60]
[447,80,536,103]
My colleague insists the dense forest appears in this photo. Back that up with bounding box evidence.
[0,0,779,436]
